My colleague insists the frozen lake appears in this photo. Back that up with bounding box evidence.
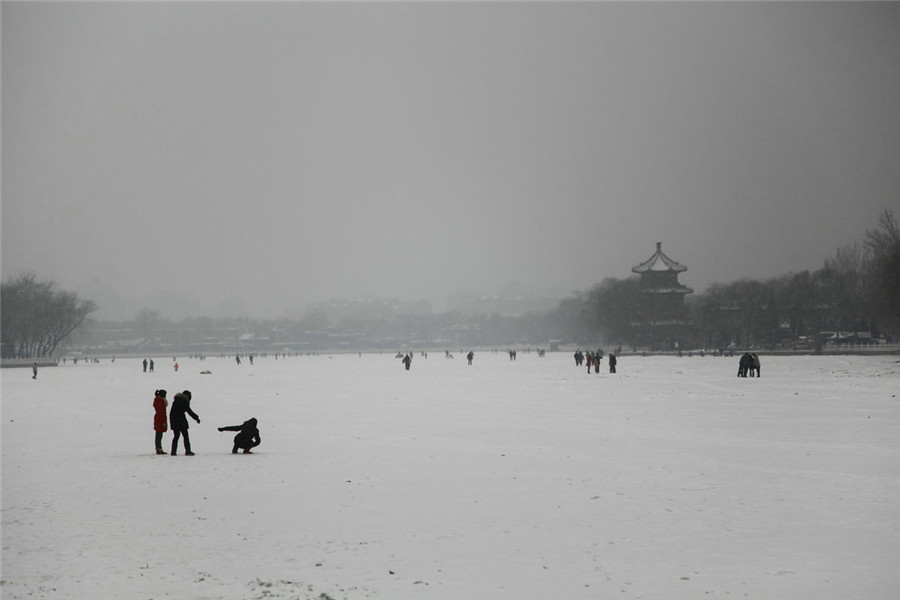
[2,352,899,599]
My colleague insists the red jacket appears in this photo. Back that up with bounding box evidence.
[153,396,168,432]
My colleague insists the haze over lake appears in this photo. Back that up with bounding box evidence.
[3,3,899,319]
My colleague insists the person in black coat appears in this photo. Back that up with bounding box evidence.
[218,418,261,454]
[170,390,200,455]
[738,353,752,377]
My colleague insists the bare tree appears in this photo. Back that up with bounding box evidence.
[865,209,899,256]
[1,272,97,358]
[865,209,900,323]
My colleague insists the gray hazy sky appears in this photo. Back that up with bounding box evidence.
[3,2,899,320]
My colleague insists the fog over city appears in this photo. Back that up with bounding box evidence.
[3,2,899,320]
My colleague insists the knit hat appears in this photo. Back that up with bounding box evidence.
[157,389,167,398]
[183,390,191,400]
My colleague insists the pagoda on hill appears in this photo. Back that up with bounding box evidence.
[631,242,693,350]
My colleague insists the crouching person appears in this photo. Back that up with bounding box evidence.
[218,418,261,454]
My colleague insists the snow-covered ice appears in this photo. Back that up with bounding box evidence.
[2,352,899,599]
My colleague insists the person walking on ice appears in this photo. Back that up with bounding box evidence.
[218,418,261,454]
[169,390,200,455]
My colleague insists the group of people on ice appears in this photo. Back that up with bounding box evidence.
[737,353,761,377]
[153,389,261,455]
[574,350,617,374]
[235,354,255,365]
[399,350,478,370]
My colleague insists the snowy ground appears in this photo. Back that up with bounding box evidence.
[2,352,899,600]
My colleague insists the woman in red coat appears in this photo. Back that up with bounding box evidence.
[153,389,168,455]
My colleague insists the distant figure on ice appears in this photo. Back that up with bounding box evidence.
[738,353,752,377]
[609,353,617,374]
[32,362,38,379]
[467,351,474,365]
[174,362,179,372]
[236,354,241,365]
[218,418,261,454]
[249,354,254,365]
[149,359,155,372]
[153,389,168,455]
[143,358,148,373]
[574,351,584,366]
[585,352,593,373]
[402,354,412,370]
[169,390,200,456]
[751,353,761,377]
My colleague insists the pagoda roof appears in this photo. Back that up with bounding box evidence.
[632,242,687,274]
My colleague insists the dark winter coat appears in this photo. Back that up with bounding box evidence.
[219,418,260,449]
[169,392,199,430]
[738,353,752,376]
[153,395,168,433]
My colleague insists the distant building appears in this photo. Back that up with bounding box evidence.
[631,242,693,350]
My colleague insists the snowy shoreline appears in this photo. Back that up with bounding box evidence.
[3,345,899,369]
